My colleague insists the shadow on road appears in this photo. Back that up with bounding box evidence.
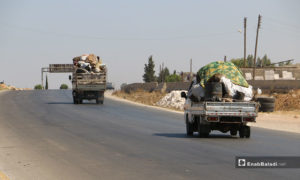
[47,101,103,105]
[46,102,73,104]
[153,133,237,139]
[47,102,73,104]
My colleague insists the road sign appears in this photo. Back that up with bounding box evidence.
[49,64,74,73]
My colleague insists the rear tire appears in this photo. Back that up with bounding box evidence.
[239,126,250,138]
[73,96,78,104]
[256,97,275,103]
[186,117,193,136]
[239,126,245,138]
[96,91,104,105]
[198,122,209,138]
[259,102,275,112]
[230,129,237,136]
[245,126,250,138]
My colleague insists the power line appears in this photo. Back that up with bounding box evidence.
[0,21,238,41]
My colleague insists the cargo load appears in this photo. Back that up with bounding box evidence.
[189,61,253,102]
[71,54,107,104]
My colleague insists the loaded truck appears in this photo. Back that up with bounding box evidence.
[181,90,258,138]
[70,54,107,104]
[181,61,259,138]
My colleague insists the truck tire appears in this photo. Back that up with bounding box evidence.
[245,126,251,138]
[73,96,78,104]
[197,123,209,138]
[239,126,250,138]
[96,92,104,104]
[96,99,103,104]
[186,118,193,136]
[230,129,237,136]
[256,97,275,103]
[239,126,245,138]
[259,102,275,112]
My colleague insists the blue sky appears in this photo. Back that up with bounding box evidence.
[1,0,299,89]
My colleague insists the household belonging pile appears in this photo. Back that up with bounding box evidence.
[156,90,187,110]
[189,61,254,102]
[72,54,106,73]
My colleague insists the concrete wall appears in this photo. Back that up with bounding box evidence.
[121,82,191,93]
[121,82,158,93]
[247,80,300,91]
[240,67,300,80]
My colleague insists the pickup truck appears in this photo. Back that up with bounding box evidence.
[181,92,258,138]
[70,67,107,104]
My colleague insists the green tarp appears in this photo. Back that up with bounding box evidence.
[197,61,249,88]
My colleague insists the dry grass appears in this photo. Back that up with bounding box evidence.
[113,88,300,112]
[112,89,166,106]
[0,84,31,91]
[273,89,300,111]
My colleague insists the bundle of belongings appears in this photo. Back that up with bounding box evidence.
[72,54,106,73]
[188,61,253,102]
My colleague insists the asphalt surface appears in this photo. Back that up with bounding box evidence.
[0,90,299,180]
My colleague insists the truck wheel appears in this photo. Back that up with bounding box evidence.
[230,129,237,136]
[96,99,103,104]
[259,102,275,112]
[256,97,275,103]
[198,123,209,138]
[239,126,245,138]
[73,96,78,104]
[245,126,251,138]
[186,118,193,136]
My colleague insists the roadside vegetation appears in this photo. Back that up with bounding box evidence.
[34,84,43,90]
[60,84,68,89]
[113,89,166,106]
[143,55,182,83]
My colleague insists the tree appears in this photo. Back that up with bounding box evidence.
[143,55,156,82]
[34,84,43,90]
[230,54,272,68]
[60,84,68,89]
[165,74,181,82]
[45,75,48,90]
[256,54,271,67]
[157,67,170,82]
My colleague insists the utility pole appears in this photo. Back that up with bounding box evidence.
[159,64,162,82]
[253,14,261,80]
[244,17,247,68]
[190,58,193,81]
[162,62,164,82]
[41,68,44,89]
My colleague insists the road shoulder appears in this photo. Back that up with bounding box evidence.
[106,92,300,134]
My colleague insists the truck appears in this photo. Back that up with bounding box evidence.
[181,91,258,138]
[70,67,107,104]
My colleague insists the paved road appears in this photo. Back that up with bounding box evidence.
[0,90,299,180]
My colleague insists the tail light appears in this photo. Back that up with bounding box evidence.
[243,117,255,122]
[207,117,218,121]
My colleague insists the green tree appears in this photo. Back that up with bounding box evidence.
[165,74,181,82]
[34,84,43,90]
[143,55,156,82]
[230,58,244,67]
[230,54,272,68]
[60,84,68,89]
[157,67,170,82]
[256,54,271,67]
[45,75,48,90]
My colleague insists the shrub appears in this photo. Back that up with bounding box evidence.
[60,84,68,89]
[34,84,43,90]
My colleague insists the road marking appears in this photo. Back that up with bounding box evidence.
[0,170,9,180]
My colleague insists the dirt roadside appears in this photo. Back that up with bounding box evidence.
[106,91,300,134]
